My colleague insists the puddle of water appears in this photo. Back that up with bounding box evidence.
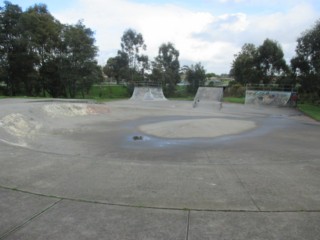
[123,115,292,150]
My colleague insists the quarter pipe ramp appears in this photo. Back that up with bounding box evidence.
[130,87,167,101]
[193,87,223,108]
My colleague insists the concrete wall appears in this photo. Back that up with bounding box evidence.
[245,90,292,106]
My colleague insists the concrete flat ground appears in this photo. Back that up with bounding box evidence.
[0,98,319,239]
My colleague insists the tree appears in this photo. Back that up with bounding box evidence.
[20,4,62,96]
[151,42,180,96]
[257,39,289,84]
[291,19,320,102]
[137,54,149,81]
[231,40,289,85]
[103,51,129,84]
[0,2,102,98]
[79,61,103,97]
[230,43,260,85]
[40,57,66,97]
[0,1,24,95]
[120,29,146,82]
[60,21,100,98]
[206,73,218,78]
[184,63,206,94]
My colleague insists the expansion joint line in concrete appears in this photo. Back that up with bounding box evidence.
[228,162,262,211]
[185,210,190,240]
[0,199,62,240]
[1,185,320,213]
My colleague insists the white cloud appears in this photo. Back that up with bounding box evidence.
[245,3,318,60]
[250,3,316,38]
[55,0,218,68]
[216,13,248,32]
[53,0,319,74]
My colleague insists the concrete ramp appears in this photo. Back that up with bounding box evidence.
[193,87,223,108]
[245,90,291,107]
[130,87,167,101]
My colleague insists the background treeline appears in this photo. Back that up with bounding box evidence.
[103,29,213,97]
[103,29,182,97]
[1,1,320,103]
[0,1,102,98]
[104,20,320,103]
[230,20,320,104]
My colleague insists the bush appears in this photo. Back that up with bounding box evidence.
[298,91,320,105]
[225,83,245,97]
[0,86,6,96]
[85,85,130,99]
[126,83,135,96]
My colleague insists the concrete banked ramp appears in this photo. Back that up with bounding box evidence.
[193,87,223,108]
[130,87,167,101]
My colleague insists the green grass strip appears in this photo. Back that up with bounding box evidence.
[223,97,245,104]
[298,103,320,121]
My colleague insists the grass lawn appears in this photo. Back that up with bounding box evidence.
[84,85,130,100]
[0,95,47,99]
[298,103,320,121]
[0,85,131,101]
[223,97,245,104]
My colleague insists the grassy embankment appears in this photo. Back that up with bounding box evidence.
[223,97,245,104]
[82,85,130,101]
[298,103,320,121]
[0,85,130,101]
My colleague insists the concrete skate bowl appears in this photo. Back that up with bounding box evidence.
[193,87,223,108]
[0,98,320,214]
[130,87,167,101]
[0,100,111,150]
[0,99,257,157]
[245,90,292,107]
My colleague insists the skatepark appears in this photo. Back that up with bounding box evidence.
[0,87,319,239]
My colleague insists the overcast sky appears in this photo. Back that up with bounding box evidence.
[11,0,320,74]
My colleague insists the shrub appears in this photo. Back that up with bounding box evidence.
[225,83,245,97]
